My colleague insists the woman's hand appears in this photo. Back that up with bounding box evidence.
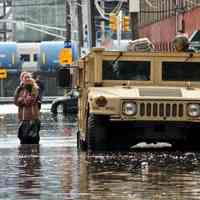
[17,97,25,106]
[24,95,34,106]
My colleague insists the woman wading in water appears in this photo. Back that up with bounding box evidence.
[14,71,41,144]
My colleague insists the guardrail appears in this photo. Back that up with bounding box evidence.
[0,96,62,104]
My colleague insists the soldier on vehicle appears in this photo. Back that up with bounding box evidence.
[173,34,190,52]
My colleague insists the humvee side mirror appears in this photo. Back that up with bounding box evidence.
[57,67,71,87]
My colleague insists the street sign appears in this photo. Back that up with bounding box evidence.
[0,69,7,79]
[64,41,71,48]
[58,48,72,65]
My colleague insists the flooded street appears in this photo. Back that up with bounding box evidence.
[1,104,200,199]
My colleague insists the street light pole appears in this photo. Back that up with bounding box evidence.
[0,19,66,39]
[65,0,71,42]
[130,12,139,40]
[128,0,139,40]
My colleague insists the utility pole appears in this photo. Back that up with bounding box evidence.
[89,0,96,47]
[65,0,71,41]
[77,0,83,48]
[130,12,139,40]
[129,0,139,40]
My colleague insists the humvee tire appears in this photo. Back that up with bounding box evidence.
[87,114,108,151]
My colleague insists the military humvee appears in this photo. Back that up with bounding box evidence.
[59,47,200,151]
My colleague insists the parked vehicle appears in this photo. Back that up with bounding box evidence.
[58,43,200,152]
[51,90,78,115]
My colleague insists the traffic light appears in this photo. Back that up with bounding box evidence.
[109,14,117,32]
[83,24,88,42]
[122,16,129,32]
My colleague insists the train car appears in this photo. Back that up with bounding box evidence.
[16,42,40,72]
[0,41,79,73]
[0,42,21,72]
[39,41,79,72]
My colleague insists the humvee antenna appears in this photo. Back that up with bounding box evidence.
[112,51,123,65]
[184,52,193,62]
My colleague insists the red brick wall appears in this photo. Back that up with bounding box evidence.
[139,7,200,51]
[184,7,200,36]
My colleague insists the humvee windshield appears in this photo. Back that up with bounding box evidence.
[162,61,200,81]
[102,60,150,80]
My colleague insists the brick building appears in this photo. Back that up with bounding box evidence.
[138,0,200,51]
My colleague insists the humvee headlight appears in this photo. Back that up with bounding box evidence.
[187,104,200,117]
[95,96,107,107]
[123,102,137,116]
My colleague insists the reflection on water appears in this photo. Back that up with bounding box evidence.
[83,151,200,200]
[0,104,79,200]
[1,104,200,199]
[17,145,41,200]
[0,104,77,147]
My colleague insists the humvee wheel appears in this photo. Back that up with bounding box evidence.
[87,114,108,152]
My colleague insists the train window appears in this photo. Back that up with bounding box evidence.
[20,54,30,62]
[34,54,38,62]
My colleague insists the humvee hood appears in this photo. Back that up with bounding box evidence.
[89,86,200,99]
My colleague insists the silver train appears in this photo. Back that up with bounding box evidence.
[0,41,78,72]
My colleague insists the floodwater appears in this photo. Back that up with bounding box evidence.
[1,104,200,199]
